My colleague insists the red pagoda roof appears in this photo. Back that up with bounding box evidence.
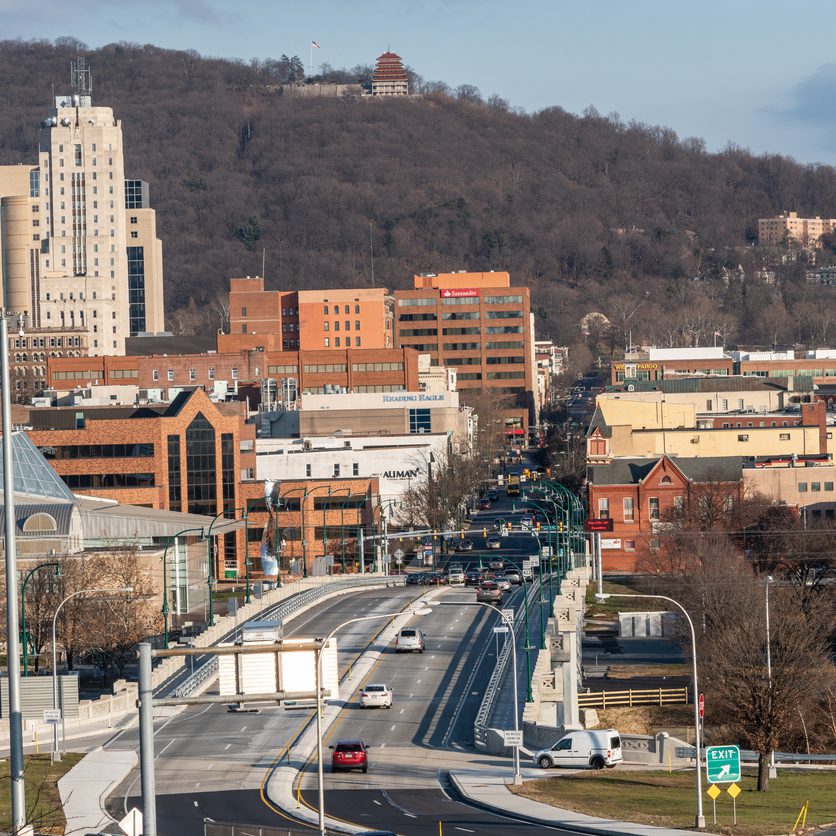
[373,51,408,82]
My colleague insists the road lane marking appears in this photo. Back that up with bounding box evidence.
[224,743,231,750]
[455,828,475,833]
[206,763,214,769]
[373,800,381,805]
[156,739,175,758]
[390,725,396,731]
[193,801,199,807]
[416,679,421,684]
[240,725,248,732]
[399,709,405,714]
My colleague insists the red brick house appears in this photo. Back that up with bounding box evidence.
[586,455,744,572]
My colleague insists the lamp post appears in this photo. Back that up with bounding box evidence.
[765,575,777,780]
[442,601,523,785]
[314,604,433,835]
[277,487,310,578]
[323,488,350,574]
[2,309,28,831]
[596,591,705,829]
[490,556,534,702]
[21,561,61,676]
[305,485,336,576]
[162,527,205,647]
[51,586,132,761]
[334,491,356,574]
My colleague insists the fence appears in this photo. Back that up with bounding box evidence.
[578,686,689,709]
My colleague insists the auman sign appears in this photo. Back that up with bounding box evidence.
[382,469,419,480]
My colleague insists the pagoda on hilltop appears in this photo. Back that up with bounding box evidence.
[371,51,409,96]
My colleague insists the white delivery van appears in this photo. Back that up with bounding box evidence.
[533,729,623,770]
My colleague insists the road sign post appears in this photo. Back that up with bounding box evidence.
[705,745,741,783]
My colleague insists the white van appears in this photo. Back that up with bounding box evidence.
[533,729,623,770]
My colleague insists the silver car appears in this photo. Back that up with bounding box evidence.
[395,627,425,653]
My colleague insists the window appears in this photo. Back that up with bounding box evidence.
[208,367,215,380]
[737,434,749,442]
[779,433,790,440]
[825,482,834,491]
[333,463,340,477]
[673,495,685,516]
[221,433,235,506]
[484,295,522,305]
[231,367,238,380]
[345,321,350,331]
[721,399,728,411]
[306,464,312,477]
[355,304,360,314]
[623,497,634,522]
[397,297,436,307]
[624,540,636,551]
[798,482,808,492]
[324,322,329,331]
[352,462,359,476]
[409,408,432,433]
[355,337,361,346]
[324,337,330,347]
[485,310,522,319]
[344,305,349,314]
[333,321,340,331]
[323,305,329,314]
[597,497,609,518]
[811,482,821,492]
[189,368,196,382]
[185,412,217,515]
[649,497,660,521]
[241,307,247,317]
[167,435,181,511]
[355,321,360,330]
[660,476,672,485]
[706,400,713,411]
[267,364,299,374]
[351,362,403,372]
[335,337,341,347]
[167,368,174,381]
[304,363,347,373]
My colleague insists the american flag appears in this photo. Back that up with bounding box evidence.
[312,40,321,48]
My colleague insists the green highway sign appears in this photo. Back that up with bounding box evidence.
[705,745,741,784]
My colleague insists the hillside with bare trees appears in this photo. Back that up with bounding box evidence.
[2,38,835,354]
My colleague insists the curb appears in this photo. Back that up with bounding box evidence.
[447,771,695,836]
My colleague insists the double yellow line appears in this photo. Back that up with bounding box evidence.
[259,595,426,832]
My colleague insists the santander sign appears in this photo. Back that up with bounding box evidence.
[440,288,479,298]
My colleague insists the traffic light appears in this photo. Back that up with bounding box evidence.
[460,531,465,539]
[483,527,487,537]
[536,522,541,530]
[558,521,565,532]
[506,521,512,530]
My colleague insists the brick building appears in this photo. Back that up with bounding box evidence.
[586,455,743,572]
[224,276,392,352]
[25,388,256,579]
[47,347,420,401]
[393,271,535,437]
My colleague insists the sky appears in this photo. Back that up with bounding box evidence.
[1,0,835,165]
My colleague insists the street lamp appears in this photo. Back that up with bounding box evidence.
[21,561,61,676]
[314,604,433,835]
[765,575,777,780]
[51,586,133,761]
[441,601,524,785]
[162,527,205,647]
[596,591,705,829]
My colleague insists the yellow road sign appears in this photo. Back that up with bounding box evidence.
[727,783,741,799]
[707,785,721,800]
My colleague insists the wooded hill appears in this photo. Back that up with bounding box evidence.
[2,38,835,353]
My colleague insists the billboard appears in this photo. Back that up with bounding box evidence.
[218,638,339,702]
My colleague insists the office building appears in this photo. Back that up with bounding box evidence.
[224,276,391,352]
[393,271,535,436]
[0,61,165,363]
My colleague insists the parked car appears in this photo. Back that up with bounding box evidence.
[464,570,483,586]
[486,536,502,550]
[476,580,502,604]
[423,571,447,586]
[488,557,505,571]
[533,729,623,770]
[479,498,492,511]
[395,627,425,653]
[456,539,475,552]
[503,567,522,584]
[330,740,369,772]
[360,683,393,709]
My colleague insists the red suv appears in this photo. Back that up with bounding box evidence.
[330,740,368,773]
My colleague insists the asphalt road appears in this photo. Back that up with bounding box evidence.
[112,472,603,836]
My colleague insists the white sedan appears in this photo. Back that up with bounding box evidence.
[360,683,393,709]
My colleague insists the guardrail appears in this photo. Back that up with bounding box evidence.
[170,575,402,699]
[474,579,541,748]
[675,746,836,765]
[578,686,689,709]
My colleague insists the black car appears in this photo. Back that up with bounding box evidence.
[464,570,483,586]
[488,490,499,500]
[423,571,447,586]
[405,573,426,586]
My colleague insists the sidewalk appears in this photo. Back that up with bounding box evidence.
[449,769,697,836]
[58,748,137,835]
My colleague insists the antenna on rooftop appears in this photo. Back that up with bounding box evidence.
[70,57,92,97]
